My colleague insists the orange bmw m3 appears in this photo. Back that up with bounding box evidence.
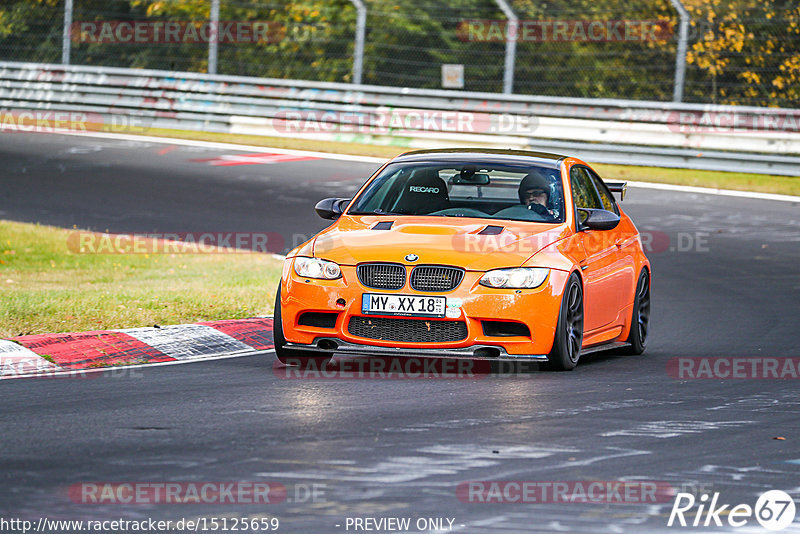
[273,149,650,371]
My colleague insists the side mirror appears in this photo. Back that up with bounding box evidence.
[577,208,620,231]
[315,197,350,220]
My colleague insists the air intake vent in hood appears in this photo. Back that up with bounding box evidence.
[371,221,394,230]
[478,225,504,235]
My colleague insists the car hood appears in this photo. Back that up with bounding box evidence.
[310,215,570,271]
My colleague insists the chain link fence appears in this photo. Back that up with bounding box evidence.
[0,0,797,107]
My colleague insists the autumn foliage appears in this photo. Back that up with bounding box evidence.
[0,0,796,107]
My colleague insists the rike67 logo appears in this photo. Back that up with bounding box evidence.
[668,490,796,531]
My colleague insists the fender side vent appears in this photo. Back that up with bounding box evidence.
[478,225,504,235]
[372,221,394,230]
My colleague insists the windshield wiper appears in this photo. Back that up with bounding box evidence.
[349,208,403,215]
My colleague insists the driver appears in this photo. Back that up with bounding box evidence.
[518,172,556,219]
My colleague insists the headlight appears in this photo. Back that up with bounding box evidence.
[293,257,342,280]
[479,268,549,289]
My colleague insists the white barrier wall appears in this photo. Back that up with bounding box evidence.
[1,62,799,175]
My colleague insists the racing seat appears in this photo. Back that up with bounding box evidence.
[392,168,450,214]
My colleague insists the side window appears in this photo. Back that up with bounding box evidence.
[588,170,619,214]
[569,167,602,209]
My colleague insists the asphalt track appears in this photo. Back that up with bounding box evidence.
[1,133,800,533]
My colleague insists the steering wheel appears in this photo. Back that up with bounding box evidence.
[527,202,558,222]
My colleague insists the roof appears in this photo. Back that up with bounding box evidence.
[391,148,567,169]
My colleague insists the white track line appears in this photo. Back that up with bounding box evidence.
[58,130,386,163]
[57,130,800,203]
[625,180,800,203]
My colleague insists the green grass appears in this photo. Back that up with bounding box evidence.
[133,128,799,197]
[0,221,282,338]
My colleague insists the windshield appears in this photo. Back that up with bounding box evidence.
[348,161,565,223]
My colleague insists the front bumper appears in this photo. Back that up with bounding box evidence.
[280,264,570,358]
[285,339,548,361]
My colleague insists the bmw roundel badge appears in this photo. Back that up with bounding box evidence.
[405,253,419,262]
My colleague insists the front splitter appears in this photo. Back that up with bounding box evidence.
[285,339,549,361]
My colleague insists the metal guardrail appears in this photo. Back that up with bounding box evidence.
[1,61,799,176]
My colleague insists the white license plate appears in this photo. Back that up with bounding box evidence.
[362,294,446,317]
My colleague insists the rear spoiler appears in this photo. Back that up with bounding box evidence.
[605,181,627,201]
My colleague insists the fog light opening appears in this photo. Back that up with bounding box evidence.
[481,320,531,338]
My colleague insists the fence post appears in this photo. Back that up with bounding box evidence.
[670,0,690,102]
[208,0,220,74]
[349,0,367,85]
[62,0,73,65]
[492,0,517,94]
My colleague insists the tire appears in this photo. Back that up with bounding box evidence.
[544,273,584,371]
[621,269,650,355]
[273,285,333,368]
